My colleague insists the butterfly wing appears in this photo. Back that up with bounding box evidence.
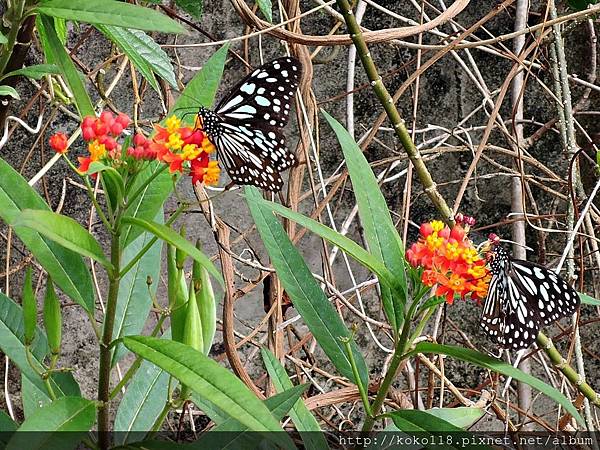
[509,260,580,326]
[206,57,302,190]
[480,272,507,346]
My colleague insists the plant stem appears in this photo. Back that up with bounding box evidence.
[341,334,372,417]
[537,332,600,407]
[97,216,122,450]
[126,164,169,207]
[334,0,454,224]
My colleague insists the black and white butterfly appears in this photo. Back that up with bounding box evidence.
[481,244,580,350]
[197,57,302,192]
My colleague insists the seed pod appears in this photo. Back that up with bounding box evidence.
[22,267,36,346]
[167,244,187,343]
[183,280,203,353]
[192,240,216,355]
[43,278,62,355]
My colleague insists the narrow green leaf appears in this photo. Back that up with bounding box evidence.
[255,195,402,299]
[6,396,96,450]
[0,157,94,311]
[121,163,171,247]
[427,407,484,429]
[0,410,16,432]
[0,292,51,395]
[14,209,113,271]
[176,0,203,19]
[96,25,177,91]
[114,331,171,444]
[406,342,585,426]
[112,219,163,366]
[246,186,368,387]
[256,0,273,22]
[173,44,229,123]
[0,32,7,44]
[261,348,328,450]
[38,15,94,117]
[122,336,295,450]
[21,371,81,418]
[579,292,600,306]
[323,110,407,330]
[0,64,61,81]
[36,0,186,34]
[0,86,19,99]
[121,216,223,286]
[386,410,488,450]
[194,385,308,450]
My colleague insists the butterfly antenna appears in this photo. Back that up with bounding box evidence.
[498,238,534,253]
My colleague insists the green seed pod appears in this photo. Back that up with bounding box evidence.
[192,240,216,355]
[183,280,203,353]
[22,267,36,346]
[43,278,62,355]
[167,244,187,343]
[175,225,187,270]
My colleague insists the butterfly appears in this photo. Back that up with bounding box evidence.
[196,57,302,192]
[480,244,580,350]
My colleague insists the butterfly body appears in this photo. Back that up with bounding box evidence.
[197,57,302,192]
[480,246,579,350]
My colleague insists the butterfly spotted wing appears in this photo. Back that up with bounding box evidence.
[480,246,580,350]
[197,57,302,191]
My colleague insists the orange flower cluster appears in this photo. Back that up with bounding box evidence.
[48,112,220,187]
[406,215,490,304]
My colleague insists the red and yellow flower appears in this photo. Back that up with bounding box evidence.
[48,111,220,187]
[407,215,490,304]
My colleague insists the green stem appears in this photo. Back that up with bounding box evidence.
[341,334,372,417]
[537,332,600,407]
[97,214,123,450]
[362,298,420,432]
[335,0,454,225]
[83,175,113,231]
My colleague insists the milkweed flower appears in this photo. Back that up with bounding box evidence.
[52,111,220,188]
[407,215,490,304]
[49,132,68,153]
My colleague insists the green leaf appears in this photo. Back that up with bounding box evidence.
[194,385,308,450]
[122,336,295,450]
[0,157,94,311]
[38,15,94,117]
[112,219,163,366]
[36,0,186,34]
[0,86,20,99]
[14,209,113,272]
[173,44,229,123]
[246,187,368,387]
[386,410,489,450]
[96,25,177,91]
[406,342,585,426]
[114,331,171,444]
[579,292,600,306]
[254,195,402,299]
[261,348,328,450]
[323,110,407,330]
[256,0,273,22]
[0,410,16,432]
[121,216,223,286]
[22,267,36,346]
[22,371,81,418]
[176,0,203,19]
[0,32,7,44]
[87,161,126,211]
[0,64,61,81]
[426,407,484,429]
[6,396,96,450]
[121,163,171,248]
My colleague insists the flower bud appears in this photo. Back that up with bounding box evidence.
[115,112,130,129]
[100,110,114,125]
[419,222,433,237]
[82,126,95,141]
[110,122,124,136]
[133,133,147,146]
[49,132,68,153]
